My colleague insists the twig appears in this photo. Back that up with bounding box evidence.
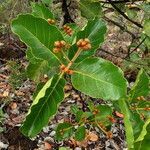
[99,48,149,67]
[126,36,147,58]
[107,0,143,28]
[98,0,143,4]
[104,16,136,38]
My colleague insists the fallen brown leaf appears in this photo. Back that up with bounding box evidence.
[3,90,9,97]
[115,111,124,118]
[87,132,98,142]
[44,141,52,150]
[10,102,17,110]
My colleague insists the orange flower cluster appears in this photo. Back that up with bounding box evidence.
[60,64,74,75]
[63,25,73,36]
[76,38,91,50]
[47,18,55,25]
[53,40,66,53]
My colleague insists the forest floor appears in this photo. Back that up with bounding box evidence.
[0,23,136,150]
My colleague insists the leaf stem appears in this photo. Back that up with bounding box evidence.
[61,49,71,62]
[59,48,82,77]
[66,48,82,69]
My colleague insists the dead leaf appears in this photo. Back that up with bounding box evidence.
[106,131,113,139]
[44,141,52,150]
[115,111,124,118]
[70,138,88,148]
[15,90,25,96]
[12,114,25,124]
[3,90,9,97]
[0,73,8,79]
[87,132,98,142]
[10,102,17,110]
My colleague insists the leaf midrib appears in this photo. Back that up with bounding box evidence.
[74,70,122,90]
[13,21,61,64]
[28,76,63,136]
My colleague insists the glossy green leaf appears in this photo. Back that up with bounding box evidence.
[71,105,80,115]
[71,57,127,100]
[134,124,150,150]
[80,0,102,19]
[27,61,50,82]
[129,69,149,100]
[130,112,144,140]
[135,118,150,142]
[56,122,74,141]
[76,110,84,122]
[26,48,40,63]
[20,75,65,137]
[31,3,54,19]
[87,100,95,112]
[118,99,134,149]
[26,48,58,82]
[95,105,113,126]
[68,18,106,63]
[75,126,86,141]
[33,82,45,99]
[11,14,63,67]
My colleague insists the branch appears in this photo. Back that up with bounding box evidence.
[126,36,147,58]
[98,0,143,3]
[99,48,149,67]
[62,0,74,24]
[104,16,136,38]
[107,0,143,28]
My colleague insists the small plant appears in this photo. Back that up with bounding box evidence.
[11,2,149,149]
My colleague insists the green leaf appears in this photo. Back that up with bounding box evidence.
[31,3,54,19]
[134,124,150,150]
[27,61,50,82]
[80,0,102,19]
[87,100,95,112]
[95,105,112,119]
[118,99,134,149]
[20,75,65,137]
[71,105,80,115]
[71,57,127,100]
[26,48,40,63]
[130,112,144,140]
[11,14,64,67]
[76,110,84,122]
[68,18,107,63]
[144,19,150,37]
[26,48,58,82]
[33,82,45,99]
[129,69,149,100]
[135,118,150,142]
[75,126,86,141]
[95,105,113,126]
[126,7,137,19]
[56,122,74,141]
